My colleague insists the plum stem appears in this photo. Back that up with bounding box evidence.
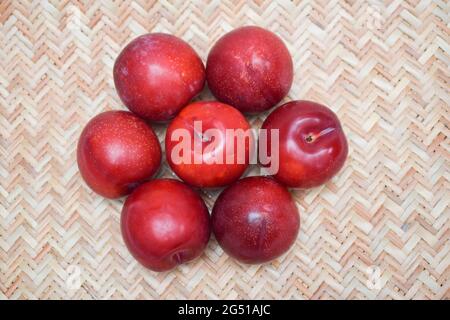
[193,128,210,142]
[306,127,336,143]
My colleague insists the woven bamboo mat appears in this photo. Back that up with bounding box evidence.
[0,0,449,300]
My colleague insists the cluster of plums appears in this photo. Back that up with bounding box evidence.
[77,26,348,272]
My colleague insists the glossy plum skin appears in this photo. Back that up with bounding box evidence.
[212,177,300,264]
[114,33,205,121]
[77,111,161,199]
[206,26,293,113]
[165,101,252,188]
[121,179,211,272]
[261,100,348,188]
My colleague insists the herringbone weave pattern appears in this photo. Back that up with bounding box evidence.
[0,0,449,299]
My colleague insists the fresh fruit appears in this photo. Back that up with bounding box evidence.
[211,176,300,264]
[260,100,348,188]
[77,110,161,199]
[165,101,252,188]
[121,179,211,272]
[206,26,293,113]
[114,33,205,121]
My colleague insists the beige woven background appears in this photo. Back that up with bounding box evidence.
[0,0,449,299]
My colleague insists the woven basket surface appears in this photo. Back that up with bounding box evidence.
[0,0,449,299]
